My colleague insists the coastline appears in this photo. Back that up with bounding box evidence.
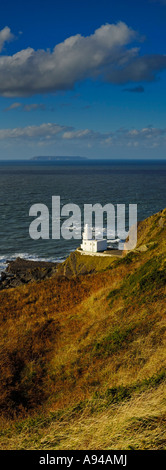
[0,247,122,289]
[0,257,60,290]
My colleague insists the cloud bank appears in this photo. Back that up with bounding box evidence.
[0,22,166,96]
[0,122,166,150]
[0,123,68,140]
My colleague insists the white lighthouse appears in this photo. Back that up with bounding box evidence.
[81,224,107,253]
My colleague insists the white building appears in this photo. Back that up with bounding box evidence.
[81,224,107,253]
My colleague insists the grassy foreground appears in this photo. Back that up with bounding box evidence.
[0,208,165,450]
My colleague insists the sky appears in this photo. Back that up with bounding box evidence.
[0,0,166,159]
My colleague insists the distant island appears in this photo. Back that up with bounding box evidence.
[31,155,87,161]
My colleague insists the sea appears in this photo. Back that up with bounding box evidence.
[0,159,165,273]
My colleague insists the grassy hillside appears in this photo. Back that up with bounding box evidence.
[0,208,165,450]
[56,249,122,277]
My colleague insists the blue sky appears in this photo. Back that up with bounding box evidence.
[0,0,166,159]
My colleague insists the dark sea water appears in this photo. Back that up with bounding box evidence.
[0,159,165,272]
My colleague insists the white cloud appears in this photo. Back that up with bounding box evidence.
[0,22,165,97]
[0,123,68,140]
[62,125,166,149]
[128,129,139,135]
[63,129,91,139]
[0,26,14,52]
[0,22,147,96]
[0,122,165,150]
[4,102,22,111]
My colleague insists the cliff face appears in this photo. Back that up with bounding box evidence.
[0,208,165,450]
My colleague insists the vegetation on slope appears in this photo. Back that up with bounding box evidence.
[0,208,165,450]
[56,249,120,277]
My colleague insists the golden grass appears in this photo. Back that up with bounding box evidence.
[0,383,165,450]
[0,208,165,449]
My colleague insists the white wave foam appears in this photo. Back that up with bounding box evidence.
[0,252,66,274]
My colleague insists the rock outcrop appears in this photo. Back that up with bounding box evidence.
[0,257,59,289]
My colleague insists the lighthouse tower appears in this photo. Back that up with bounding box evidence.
[82,224,92,241]
[81,224,107,253]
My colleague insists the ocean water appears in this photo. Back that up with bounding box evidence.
[0,159,165,273]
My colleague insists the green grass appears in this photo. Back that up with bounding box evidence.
[91,370,166,411]
[91,326,134,357]
[107,255,166,307]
